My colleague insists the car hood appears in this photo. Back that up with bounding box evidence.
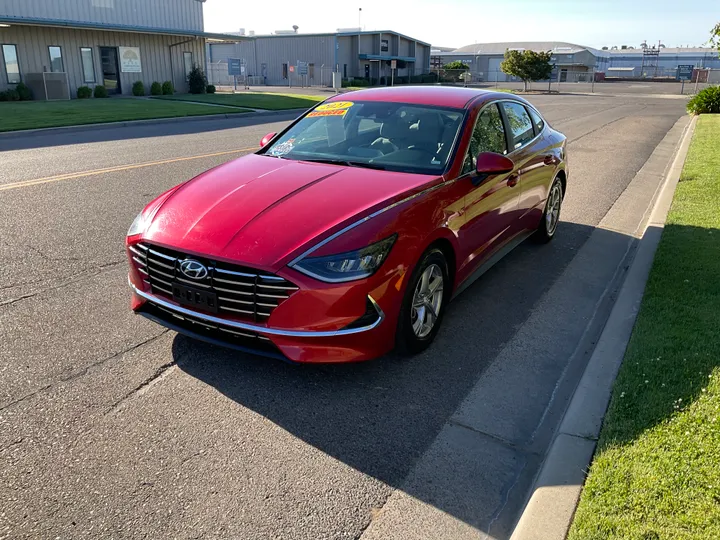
[143,154,439,270]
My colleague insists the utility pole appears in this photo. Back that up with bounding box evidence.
[358,7,362,30]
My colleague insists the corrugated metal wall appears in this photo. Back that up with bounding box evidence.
[0,0,203,32]
[0,25,205,95]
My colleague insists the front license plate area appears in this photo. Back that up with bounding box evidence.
[172,283,218,314]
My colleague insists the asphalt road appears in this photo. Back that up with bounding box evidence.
[0,93,688,539]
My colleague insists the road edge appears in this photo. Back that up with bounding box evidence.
[509,114,698,540]
[0,108,308,139]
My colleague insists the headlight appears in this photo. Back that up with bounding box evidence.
[127,210,150,237]
[291,235,397,283]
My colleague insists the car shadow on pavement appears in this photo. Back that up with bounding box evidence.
[172,221,631,535]
[0,111,303,152]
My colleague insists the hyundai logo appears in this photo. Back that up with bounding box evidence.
[179,259,208,280]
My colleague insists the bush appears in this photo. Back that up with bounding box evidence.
[188,66,207,94]
[206,84,216,94]
[132,81,145,96]
[0,89,20,101]
[162,80,174,95]
[77,86,93,99]
[94,85,108,98]
[150,82,162,96]
[16,82,32,101]
[687,85,720,115]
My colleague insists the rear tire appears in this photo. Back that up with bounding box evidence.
[396,248,450,355]
[533,177,563,243]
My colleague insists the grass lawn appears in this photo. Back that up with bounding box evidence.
[153,92,323,110]
[568,115,720,539]
[0,98,250,132]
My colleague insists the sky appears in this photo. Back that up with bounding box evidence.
[204,0,719,50]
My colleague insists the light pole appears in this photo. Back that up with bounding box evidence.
[358,8,362,30]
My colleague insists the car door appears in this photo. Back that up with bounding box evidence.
[456,102,520,279]
[499,101,547,230]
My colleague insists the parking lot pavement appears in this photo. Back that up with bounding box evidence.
[0,93,688,539]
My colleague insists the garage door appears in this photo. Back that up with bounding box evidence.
[488,58,506,82]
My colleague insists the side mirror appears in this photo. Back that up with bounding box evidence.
[260,132,277,148]
[476,152,514,176]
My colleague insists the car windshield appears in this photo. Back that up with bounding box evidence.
[261,100,466,175]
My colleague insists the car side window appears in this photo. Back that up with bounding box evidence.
[528,107,545,134]
[501,102,535,151]
[462,103,507,174]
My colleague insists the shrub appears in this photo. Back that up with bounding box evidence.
[188,66,207,94]
[206,84,216,94]
[132,81,145,96]
[687,85,720,115]
[0,89,20,101]
[94,85,108,98]
[77,86,93,99]
[16,82,33,101]
[162,80,174,95]
[150,82,162,96]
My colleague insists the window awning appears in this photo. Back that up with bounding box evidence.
[358,54,416,62]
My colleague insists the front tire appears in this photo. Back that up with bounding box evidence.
[396,248,450,355]
[534,177,563,243]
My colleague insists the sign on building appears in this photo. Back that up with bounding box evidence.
[118,47,142,73]
[298,61,308,75]
[390,59,397,70]
[228,58,242,76]
[677,65,694,81]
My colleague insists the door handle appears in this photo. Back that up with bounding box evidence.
[543,155,555,166]
[507,174,519,187]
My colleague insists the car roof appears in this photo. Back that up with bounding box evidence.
[325,86,514,109]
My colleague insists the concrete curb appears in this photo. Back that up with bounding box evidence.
[0,108,308,139]
[510,114,698,540]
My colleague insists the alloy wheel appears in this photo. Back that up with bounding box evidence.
[411,263,444,338]
[546,183,562,236]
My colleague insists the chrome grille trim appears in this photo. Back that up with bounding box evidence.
[130,242,300,322]
[129,278,384,337]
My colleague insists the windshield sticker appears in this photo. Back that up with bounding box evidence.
[269,138,295,156]
[307,109,349,118]
[315,101,354,112]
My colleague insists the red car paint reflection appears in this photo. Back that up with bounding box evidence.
[126,87,567,363]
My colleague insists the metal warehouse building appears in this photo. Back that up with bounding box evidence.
[0,0,241,98]
[207,30,431,87]
[432,42,601,82]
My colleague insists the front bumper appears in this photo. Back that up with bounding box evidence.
[129,280,393,363]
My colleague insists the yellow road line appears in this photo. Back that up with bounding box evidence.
[0,147,257,192]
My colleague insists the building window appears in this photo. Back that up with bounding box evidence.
[183,51,193,80]
[80,47,96,83]
[381,39,389,52]
[343,64,347,79]
[282,63,288,79]
[308,63,315,79]
[2,44,21,84]
[48,46,64,72]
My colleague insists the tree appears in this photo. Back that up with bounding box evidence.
[500,50,553,91]
[711,22,720,54]
[444,60,469,70]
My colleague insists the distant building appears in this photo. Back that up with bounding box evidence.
[430,41,720,82]
[0,0,242,98]
[207,30,431,86]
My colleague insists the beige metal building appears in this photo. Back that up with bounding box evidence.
[0,0,241,98]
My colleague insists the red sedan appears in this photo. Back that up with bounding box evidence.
[126,86,567,363]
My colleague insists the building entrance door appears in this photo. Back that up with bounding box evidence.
[100,47,121,94]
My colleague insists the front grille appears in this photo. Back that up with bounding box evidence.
[138,302,284,359]
[129,242,299,322]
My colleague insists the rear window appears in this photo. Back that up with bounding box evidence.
[501,102,535,151]
[261,100,466,175]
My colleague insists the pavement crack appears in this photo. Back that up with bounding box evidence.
[448,419,536,454]
[106,355,176,414]
[0,437,26,453]
[486,455,528,538]
[26,244,83,263]
[0,331,169,412]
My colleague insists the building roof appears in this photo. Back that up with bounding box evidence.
[452,41,595,55]
[234,30,430,47]
[0,15,247,41]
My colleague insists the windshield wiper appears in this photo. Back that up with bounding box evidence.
[299,158,386,170]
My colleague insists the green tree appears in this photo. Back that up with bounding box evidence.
[710,22,720,53]
[500,50,553,91]
[188,65,207,94]
[444,60,469,70]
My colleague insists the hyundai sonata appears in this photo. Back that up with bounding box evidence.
[126,86,567,363]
